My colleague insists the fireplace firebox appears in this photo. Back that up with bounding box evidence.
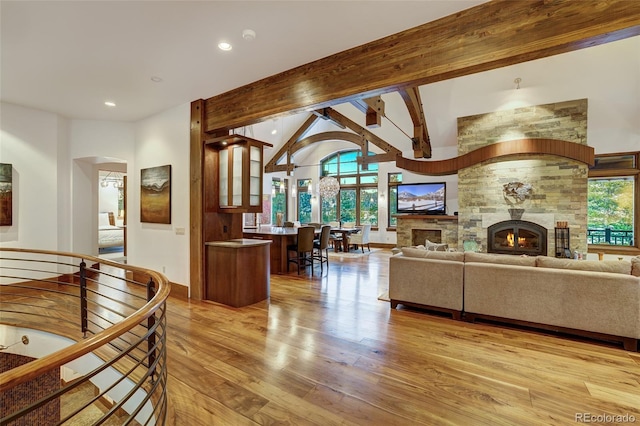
[487,220,547,256]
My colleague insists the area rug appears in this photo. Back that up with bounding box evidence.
[327,247,381,259]
[377,290,390,302]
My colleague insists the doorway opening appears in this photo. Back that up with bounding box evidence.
[98,168,127,261]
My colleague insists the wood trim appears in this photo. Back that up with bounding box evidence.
[587,151,639,254]
[396,139,595,176]
[201,0,640,132]
[464,312,638,352]
[189,100,205,301]
[170,282,189,300]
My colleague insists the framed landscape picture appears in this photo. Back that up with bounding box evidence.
[140,165,171,224]
[0,163,12,226]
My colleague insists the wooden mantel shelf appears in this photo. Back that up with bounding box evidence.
[394,215,458,221]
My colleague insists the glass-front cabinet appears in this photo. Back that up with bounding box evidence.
[205,134,272,213]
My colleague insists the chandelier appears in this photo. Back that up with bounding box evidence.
[318,176,340,198]
[100,171,125,188]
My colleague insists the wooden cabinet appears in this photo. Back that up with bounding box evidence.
[205,239,271,307]
[205,134,272,214]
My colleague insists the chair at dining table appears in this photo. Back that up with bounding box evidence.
[348,223,371,252]
[286,226,315,275]
[313,225,332,272]
[327,221,342,251]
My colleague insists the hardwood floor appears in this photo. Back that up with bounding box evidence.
[166,249,640,425]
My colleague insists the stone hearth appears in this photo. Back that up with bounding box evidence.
[396,215,458,249]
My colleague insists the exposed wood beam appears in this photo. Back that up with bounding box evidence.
[398,87,431,159]
[311,108,346,129]
[395,139,595,176]
[358,152,399,165]
[264,115,319,175]
[201,0,640,132]
[351,96,385,128]
[321,107,402,157]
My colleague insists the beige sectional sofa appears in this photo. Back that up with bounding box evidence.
[389,248,640,351]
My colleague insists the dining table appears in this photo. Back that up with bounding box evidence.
[329,227,361,253]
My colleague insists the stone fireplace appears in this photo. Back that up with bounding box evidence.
[412,229,441,246]
[487,220,547,256]
[456,99,589,255]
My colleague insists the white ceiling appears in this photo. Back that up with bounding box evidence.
[0,0,487,123]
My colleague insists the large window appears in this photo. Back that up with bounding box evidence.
[271,178,288,224]
[388,172,402,228]
[297,179,312,223]
[319,151,379,226]
[588,152,639,254]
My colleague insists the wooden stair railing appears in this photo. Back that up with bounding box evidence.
[0,248,170,425]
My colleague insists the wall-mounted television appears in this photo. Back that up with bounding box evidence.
[396,182,446,214]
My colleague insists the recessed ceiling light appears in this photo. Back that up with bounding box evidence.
[218,42,232,51]
[150,76,163,83]
[104,101,116,107]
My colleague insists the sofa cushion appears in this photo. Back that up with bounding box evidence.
[464,252,537,267]
[536,256,632,275]
[632,256,640,277]
[401,246,464,262]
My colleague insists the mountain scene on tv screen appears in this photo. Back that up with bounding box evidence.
[398,186,445,212]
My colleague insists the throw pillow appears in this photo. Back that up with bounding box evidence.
[425,250,465,262]
[401,246,429,258]
[536,256,632,275]
[631,256,640,277]
[464,252,536,267]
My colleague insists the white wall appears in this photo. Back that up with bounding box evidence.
[131,103,190,290]
[0,103,62,250]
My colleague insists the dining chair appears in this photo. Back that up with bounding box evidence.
[287,226,315,275]
[348,223,371,252]
[342,222,355,228]
[313,225,332,272]
[327,221,342,251]
[283,221,295,227]
[308,222,322,230]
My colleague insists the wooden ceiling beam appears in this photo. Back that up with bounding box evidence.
[321,107,402,157]
[201,0,640,133]
[398,86,431,158]
[351,96,385,128]
[264,114,319,175]
[395,139,595,176]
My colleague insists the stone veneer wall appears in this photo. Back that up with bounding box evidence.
[396,216,458,250]
[457,99,588,255]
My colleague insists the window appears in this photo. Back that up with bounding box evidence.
[319,151,378,226]
[297,179,312,223]
[271,178,288,224]
[588,152,639,254]
[388,172,402,227]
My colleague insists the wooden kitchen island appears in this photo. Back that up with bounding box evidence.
[205,239,271,307]
[242,226,298,275]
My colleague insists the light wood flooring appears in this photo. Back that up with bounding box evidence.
[166,249,640,425]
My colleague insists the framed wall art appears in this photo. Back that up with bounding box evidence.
[140,165,171,224]
[0,163,12,226]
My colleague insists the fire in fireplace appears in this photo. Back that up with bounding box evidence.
[487,220,547,256]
